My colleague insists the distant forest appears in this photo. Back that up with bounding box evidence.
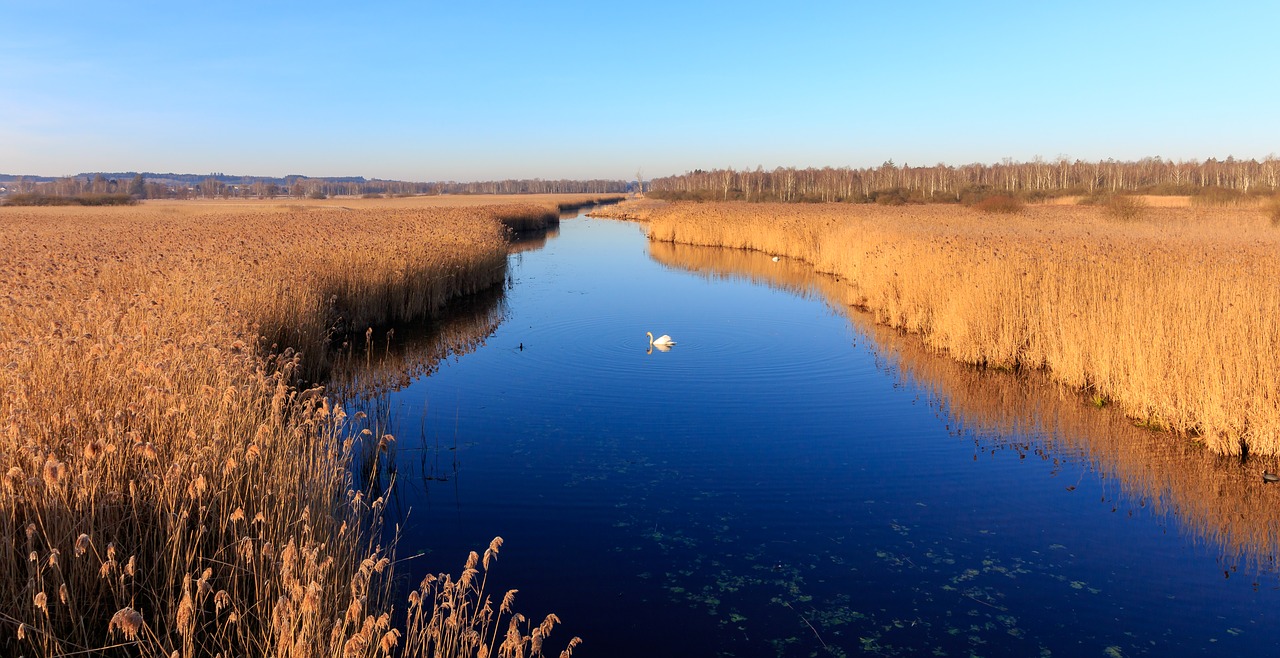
[648,157,1280,204]
[0,172,631,200]
[7,157,1280,204]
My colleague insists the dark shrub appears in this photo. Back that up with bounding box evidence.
[1191,187,1248,207]
[1265,195,1280,227]
[1095,194,1147,221]
[973,195,1025,214]
[3,193,136,207]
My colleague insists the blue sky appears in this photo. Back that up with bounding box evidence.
[2,1,1276,181]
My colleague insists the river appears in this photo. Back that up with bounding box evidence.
[337,211,1280,657]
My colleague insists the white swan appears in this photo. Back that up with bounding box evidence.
[647,331,676,347]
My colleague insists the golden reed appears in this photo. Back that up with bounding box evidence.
[0,196,592,656]
[631,200,1280,456]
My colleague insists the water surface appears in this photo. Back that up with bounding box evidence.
[343,214,1280,657]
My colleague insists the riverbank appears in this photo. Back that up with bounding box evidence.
[614,199,1280,457]
[0,195,597,655]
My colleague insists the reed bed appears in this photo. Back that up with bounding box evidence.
[651,239,1280,570]
[0,198,588,656]
[642,200,1280,456]
[586,198,667,222]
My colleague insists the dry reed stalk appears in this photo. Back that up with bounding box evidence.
[643,201,1280,456]
[402,538,577,658]
[0,195,602,655]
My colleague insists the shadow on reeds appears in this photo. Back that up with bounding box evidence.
[648,240,1280,574]
[329,285,508,400]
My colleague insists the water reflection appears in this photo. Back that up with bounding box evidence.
[329,284,508,398]
[508,225,561,255]
[648,239,1280,574]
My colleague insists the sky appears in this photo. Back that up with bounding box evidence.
[2,1,1277,182]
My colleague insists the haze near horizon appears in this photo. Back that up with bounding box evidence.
[2,0,1276,181]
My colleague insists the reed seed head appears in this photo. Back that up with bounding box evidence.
[108,607,144,640]
[177,590,194,635]
[42,456,66,488]
[531,627,544,654]
[539,613,561,638]
[378,628,401,654]
[3,466,23,491]
[215,589,231,613]
[74,533,91,557]
[343,633,368,658]
[500,589,518,614]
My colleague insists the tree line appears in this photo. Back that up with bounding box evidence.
[2,173,630,200]
[648,156,1280,203]
[426,178,630,195]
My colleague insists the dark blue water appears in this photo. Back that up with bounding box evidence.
[348,215,1280,657]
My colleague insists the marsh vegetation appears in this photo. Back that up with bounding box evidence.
[0,196,601,656]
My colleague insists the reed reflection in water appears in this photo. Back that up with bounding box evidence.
[507,225,562,255]
[648,239,1280,576]
[329,284,509,399]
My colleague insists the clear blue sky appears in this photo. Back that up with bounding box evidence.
[2,1,1276,181]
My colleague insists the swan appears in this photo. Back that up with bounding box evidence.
[647,331,676,347]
